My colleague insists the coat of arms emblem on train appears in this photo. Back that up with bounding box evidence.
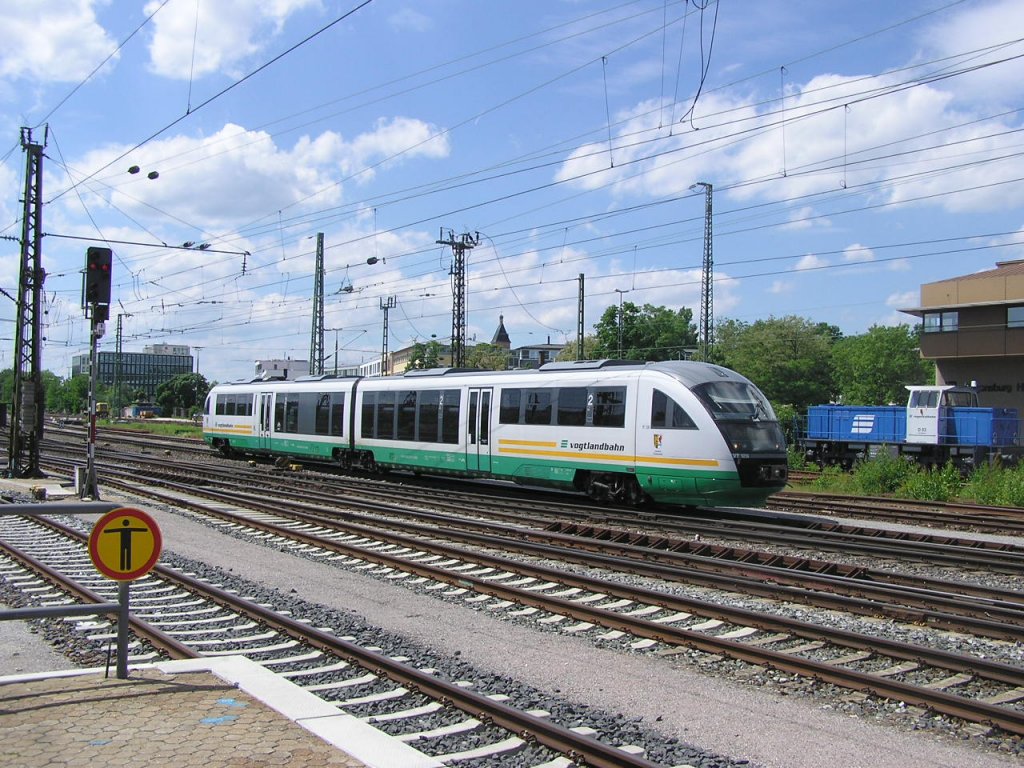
[653,434,663,450]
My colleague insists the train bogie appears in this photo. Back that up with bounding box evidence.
[202,361,789,508]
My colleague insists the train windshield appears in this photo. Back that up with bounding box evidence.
[691,381,776,422]
[692,380,784,454]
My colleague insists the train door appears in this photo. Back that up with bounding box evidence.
[258,392,274,450]
[467,387,493,473]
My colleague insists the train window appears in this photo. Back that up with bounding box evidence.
[591,387,626,427]
[215,396,224,416]
[651,389,696,429]
[692,382,774,423]
[275,399,285,431]
[499,389,521,424]
[441,389,460,443]
[398,390,417,440]
[419,390,440,442]
[295,393,318,434]
[524,389,552,425]
[910,390,939,408]
[315,394,331,435]
[330,393,345,437]
[361,392,377,438]
[557,388,587,426]
[287,396,301,433]
[376,391,397,440]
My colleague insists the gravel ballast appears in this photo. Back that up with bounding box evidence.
[1,480,1020,768]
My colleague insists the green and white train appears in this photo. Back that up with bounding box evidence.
[202,360,788,508]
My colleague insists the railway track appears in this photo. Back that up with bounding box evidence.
[52,441,1024,576]
[20,457,1024,739]
[0,513,670,768]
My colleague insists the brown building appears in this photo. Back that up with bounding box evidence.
[901,259,1024,410]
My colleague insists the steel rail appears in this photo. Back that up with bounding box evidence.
[20,514,663,768]
[78,478,1024,735]
[104,469,1024,641]
[0,537,197,661]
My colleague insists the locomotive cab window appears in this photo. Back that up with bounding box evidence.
[651,389,696,429]
[910,390,939,408]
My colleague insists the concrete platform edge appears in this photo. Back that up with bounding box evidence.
[154,656,444,768]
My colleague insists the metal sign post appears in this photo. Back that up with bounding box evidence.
[82,311,104,499]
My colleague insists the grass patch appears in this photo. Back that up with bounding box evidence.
[106,420,203,439]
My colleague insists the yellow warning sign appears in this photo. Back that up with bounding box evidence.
[89,507,162,581]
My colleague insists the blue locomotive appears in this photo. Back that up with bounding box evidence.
[802,386,1020,469]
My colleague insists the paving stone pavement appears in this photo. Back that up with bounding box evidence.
[0,669,366,767]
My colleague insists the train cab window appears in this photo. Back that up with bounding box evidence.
[591,387,626,427]
[910,390,938,408]
[651,389,696,429]
[441,389,460,443]
[524,389,553,425]
[499,389,521,424]
[557,388,587,426]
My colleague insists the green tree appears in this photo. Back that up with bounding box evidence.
[0,368,14,404]
[593,302,696,361]
[406,340,444,370]
[155,373,210,416]
[555,335,603,361]
[466,342,509,370]
[713,316,835,409]
[831,324,931,405]
[57,374,93,414]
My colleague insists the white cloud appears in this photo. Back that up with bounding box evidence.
[388,8,433,33]
[0,1,117,82]
[69,118,449,231]
[554,52,1024,215]
[769,280,792,294]
[886,290,918,309]
[795,254,827,271]
[843,243,874,263]
[919,0,1024,108]
[144,0,320,79]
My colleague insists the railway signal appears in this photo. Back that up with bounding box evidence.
[84,246,113,307]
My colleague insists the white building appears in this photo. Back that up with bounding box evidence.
[254,358,309,380]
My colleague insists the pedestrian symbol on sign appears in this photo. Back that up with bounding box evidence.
[89,508,162,581]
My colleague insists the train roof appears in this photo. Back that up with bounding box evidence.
[210,360,753,389]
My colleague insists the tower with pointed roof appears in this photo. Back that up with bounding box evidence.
[491,314,511,350]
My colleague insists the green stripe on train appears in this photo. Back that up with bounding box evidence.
[204,430,760,505]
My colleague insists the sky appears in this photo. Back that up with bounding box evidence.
[2,0,1024,384]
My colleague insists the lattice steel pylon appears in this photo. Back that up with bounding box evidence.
[7,127,47,478]
[692,182,713,361]
[436,229,479,369]
[309,233,325,375]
